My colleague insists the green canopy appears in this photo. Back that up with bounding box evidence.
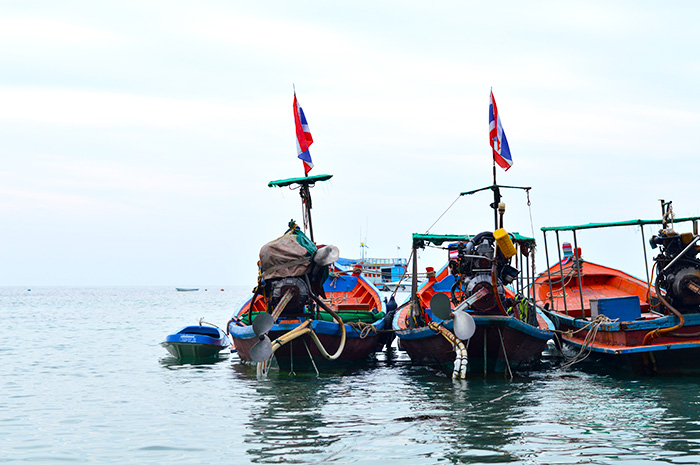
[412,232,536,248]
[541,216,700,232]
[268,174,333,188]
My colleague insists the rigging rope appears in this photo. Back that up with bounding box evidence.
[425,194,461,234]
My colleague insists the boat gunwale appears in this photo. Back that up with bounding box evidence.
[392,304,553,341]
[558,335,700,354]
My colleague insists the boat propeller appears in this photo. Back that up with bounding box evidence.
[249,312,274,362]
[429,293,476,341]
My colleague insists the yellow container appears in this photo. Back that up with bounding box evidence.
[493,229,517,259]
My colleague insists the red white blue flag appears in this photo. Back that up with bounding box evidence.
[489,90,513,171]
[293,93,314,175]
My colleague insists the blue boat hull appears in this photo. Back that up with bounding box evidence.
[161,325,230,359]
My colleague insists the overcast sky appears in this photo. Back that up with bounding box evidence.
[2,1,699,286]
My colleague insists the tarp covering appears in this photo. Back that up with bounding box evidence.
[260,227,318,280]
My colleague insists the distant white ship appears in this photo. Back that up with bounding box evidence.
[335,257,411,291]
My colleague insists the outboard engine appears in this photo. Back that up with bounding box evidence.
[650,228,700,312]
[259,221,339,317]
[447,230,519,313]
[268,276,310,315]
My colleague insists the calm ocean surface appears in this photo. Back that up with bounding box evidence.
[3,286,700,464]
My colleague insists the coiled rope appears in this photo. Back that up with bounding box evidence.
[556,314,615,369]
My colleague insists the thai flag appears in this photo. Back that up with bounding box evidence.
[489,90,513,171]
[293,93,314,175]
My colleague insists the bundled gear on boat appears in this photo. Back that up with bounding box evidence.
[650,228,700,312]
[259,221,338,316]
[447,230,519,313]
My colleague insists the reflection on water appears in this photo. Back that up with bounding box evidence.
[5,286,700,464]
[234,360,700,464]
[244,377,341,463]
[159,352,230,369]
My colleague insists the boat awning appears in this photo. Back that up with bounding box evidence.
[541,216,700,232]
[268,174,333,188]
[412,232,535,248]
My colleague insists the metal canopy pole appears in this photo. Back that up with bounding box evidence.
[555,231,569,315]
[409,244,419,326]
[543,231,555,312]
[640,225,650,284]
[572,230,585,315]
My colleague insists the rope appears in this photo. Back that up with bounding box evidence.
[198,318,226,333]
[557,314,615,369]
[391,247,416,300]
[497,328,513,380]
[425,194,461,234]
[348,321,379,339]
[526,189,536,240]
[646,262,662,309]
[302,339,319,376]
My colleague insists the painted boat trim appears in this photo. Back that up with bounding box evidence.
[229,317,384,340]
[562,337,700,355]
[393,307,553,341]
[162,326,230,347]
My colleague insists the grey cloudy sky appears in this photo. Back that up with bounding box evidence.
[2,1,699,286]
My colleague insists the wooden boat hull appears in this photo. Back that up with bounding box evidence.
[535,259,700,375]
[544,308,700,375]
[393,262,553,376]
[394,304,552,375]
[229,274,387,372]
[230,318,384,371]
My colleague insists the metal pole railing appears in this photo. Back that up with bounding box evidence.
[572,230,585,314]
[555,231,568,315]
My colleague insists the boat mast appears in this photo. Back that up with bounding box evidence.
[460,184,530,230]
[268,174,334,243]
[492,159,499,230]
[300,182,314,242]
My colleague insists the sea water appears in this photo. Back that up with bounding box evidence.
[3,286,700,464]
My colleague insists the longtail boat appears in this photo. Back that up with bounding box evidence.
[392,185,554,379]
[533,200,700,375]
[227,175,386,376]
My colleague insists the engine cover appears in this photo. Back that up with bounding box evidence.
[670,267,700,307]
[269,276,310,314]
[465,273,503,312]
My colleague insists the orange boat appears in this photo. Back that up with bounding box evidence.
[534,203,700,375]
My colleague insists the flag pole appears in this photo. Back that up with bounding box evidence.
[294,83,313,240]
[491,155,501,231]
[489,87,503,231]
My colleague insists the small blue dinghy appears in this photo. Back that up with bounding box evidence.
[161,324,230,359]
